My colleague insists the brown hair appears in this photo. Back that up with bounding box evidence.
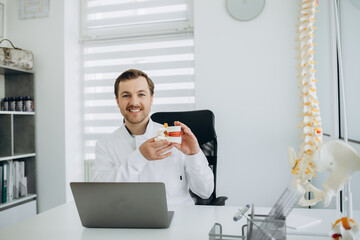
[114,69,155,98]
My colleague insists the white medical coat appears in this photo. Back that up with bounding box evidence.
[92,119,214,205]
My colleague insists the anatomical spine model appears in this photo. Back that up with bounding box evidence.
[289,0,323,207]
[290,0,360,207]
[290,0,360,238]
[289,0,360,240]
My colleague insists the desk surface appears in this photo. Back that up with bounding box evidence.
[0,202,352,240]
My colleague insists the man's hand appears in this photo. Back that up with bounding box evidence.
[139,138,174,160]
[172,121,200,155]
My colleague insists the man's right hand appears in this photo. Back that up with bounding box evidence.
[139,138,173,160]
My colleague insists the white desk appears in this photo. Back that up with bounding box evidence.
[0,202,353,240]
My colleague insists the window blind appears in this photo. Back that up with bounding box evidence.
[82,35,195,160]
[81,0,195,161]
[81,0,193,39]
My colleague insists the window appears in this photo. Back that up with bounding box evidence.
[81,0,193,39]
[81,0,195,161]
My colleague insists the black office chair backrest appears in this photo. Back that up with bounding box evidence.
[151,109,227,206]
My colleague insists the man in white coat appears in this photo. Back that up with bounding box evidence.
[92,69,214,205]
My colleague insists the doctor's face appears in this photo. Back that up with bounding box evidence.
[116,76,154,126]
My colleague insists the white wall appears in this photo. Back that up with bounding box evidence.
[20,0,302,210]
[6,0,301,211]
[193,0,360,210]
[6,1,67,212]
[194,0,302,207]
[64,0,82,203]
[4,0,359,212]
[340,0,360,141]
[339,0,360,210]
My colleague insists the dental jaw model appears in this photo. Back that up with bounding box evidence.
[290,0,360,238]
[155,123,182,144]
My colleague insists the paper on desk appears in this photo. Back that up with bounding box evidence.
[287,213,321,230]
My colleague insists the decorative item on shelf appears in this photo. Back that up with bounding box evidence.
[0,97,8,111]
[0,39,34,70]
[1,96,34,112]
[23,96,34,112]
[15,97,23,111]
[9,97,16,111]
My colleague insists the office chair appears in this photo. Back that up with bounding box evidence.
[151,109,228,206]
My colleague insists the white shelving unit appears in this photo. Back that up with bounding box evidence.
[0,64,37,228]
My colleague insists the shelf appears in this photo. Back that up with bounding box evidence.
[0,61,37,225]
[0,194,37,211]
[0,65,34,75]
[0,111,35,115]
[0,153,36,162]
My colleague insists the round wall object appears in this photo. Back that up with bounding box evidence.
[226,0,266,21]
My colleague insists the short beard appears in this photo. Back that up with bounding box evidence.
[123,111,150,125]
[125,116,148,125]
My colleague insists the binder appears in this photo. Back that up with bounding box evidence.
[0,161,27,202]
[19,161,27,197]
[0,165,2,203]
[2,163,8,203]
[13,161,20,199]
[7,161,13,201]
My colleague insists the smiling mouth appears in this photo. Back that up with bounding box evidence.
[129,109,141,113]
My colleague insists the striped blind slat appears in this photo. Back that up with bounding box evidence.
[85,0,187,14]
[85,12,188,29]
[84,62,194,75]
[83,45,194,61]
[81,0,192,39]
[84,75,194,88]
[84,89,195,100]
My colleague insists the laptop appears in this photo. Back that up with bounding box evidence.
[70,182,174,228]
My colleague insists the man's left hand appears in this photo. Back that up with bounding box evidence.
[171,121,200,155]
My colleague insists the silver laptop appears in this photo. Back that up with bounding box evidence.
[70,182,174,228]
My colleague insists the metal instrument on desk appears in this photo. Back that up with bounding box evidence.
[209,187,302,240]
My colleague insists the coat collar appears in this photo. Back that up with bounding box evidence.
[120,118,155,140]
